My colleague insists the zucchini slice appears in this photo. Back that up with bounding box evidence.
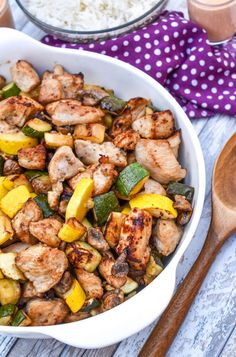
[22,118,52,139]
[80,298,101,313]
[144,253,164,284]
[100,95,126,114]
[25,170,48,181]
[0,279,21,305]
[1,82,20,99]
[0,304,17,326]
[93,191,120,226]
[167,182,195,202]
[115,163,149,198]
[121,277,138,295]
[11,309,31,327]
[34,193,54,218]
[66,241,101,273]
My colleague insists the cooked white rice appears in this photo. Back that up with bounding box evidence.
[25,0,158,31]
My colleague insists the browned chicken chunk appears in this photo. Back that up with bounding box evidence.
[39,72,64,104]
[74,140,127,167]
[135,139,186,184]
[99,253,127,288]
[104,212,124,248]
[167,130,181,158]
[46,99,104,126]
[11,60,40,93]
[0,96,43,127]
[12,199,42,244]
[153,219,183,256]
[113,129,140,151]
[132,110,175,139]
[22,281,44,300]
[116,208,152,271]
[29,218,62,248]
[26,298,69,326]
[69,162,118,196]
[143,179,166,196]
[18,144,46,170]
[48,146,83,184]
[16,245,68,293]
[3,159,21,175]
[75,268,103,299]
[48,182,63,211]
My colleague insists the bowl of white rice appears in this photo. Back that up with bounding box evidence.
[15,0,168,42]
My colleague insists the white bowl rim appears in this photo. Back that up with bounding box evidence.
[0,28,206,348]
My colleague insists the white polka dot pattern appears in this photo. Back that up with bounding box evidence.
[42,11,236,118]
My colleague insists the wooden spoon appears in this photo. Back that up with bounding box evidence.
[139,132,236,357]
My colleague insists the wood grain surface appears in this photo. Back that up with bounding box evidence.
[0,1,235,356]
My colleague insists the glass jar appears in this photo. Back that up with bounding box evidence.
[0,0,14,28]
[187,0,236,44]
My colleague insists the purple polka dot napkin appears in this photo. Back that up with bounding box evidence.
[42,11,236,119]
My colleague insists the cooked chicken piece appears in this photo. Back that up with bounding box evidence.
[174,194,193,212]
[64,312,90,323]
[2,242,30,253]
[46,99,104,126]
[153,219,183,256]
[12,199,42,244]
[0,75,6,90]
[16,245,68,293]
[11,60,40,93]
[3,159,21,175]
[26,298,69,326]
[53,271,73,297]
[132,110,175,140]
[112,112,132,137]
[104,212,124,248]
[31,176,52,195]
[48,146,83,184]
[127,97,150,121]
[69,162,117,196]
[87,228,110,252]
[75,268,103,299]
[75,140,127,167]
[167,131,181,158]
[38,72,64,104]
[144,179,166,196]
[129,247,151,272]
[79,85,108,106]
[135,139,186,184]
[57,72,84,99]
[99,253,127,288]
[102,289,124,312]
[116,208,152,271]
[0,121,19,134]
[113,129,140,151]
[22,282,44,300]
[111,251,129,278]
[48,182,63,211]
[0,96,43,127]
[18,144,46,170]
[29,218,62,248]
[68,166,93,190]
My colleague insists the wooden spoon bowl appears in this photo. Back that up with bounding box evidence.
[139,132,236,357]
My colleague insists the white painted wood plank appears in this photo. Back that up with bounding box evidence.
[221,325,236,357]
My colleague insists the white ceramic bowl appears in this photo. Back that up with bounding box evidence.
[0,28,205,348]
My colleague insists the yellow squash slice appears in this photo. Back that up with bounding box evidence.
[129,193,178,219]
[0,177,8,200]
[0,214,14,245]
[0,132,38,155]
[59,218,86,243]
[0,185,31,218]
[66,178,94,222]
[64,279,86,313]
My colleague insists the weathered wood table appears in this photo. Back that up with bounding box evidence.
[1,1,235,356]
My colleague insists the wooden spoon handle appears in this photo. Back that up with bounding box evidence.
[139,225,222,357]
